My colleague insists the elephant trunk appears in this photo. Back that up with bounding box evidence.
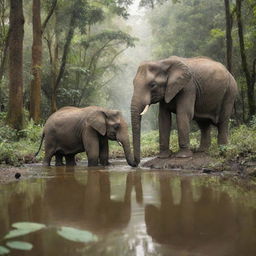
[121,138,136,167]
[131,99,143,166]
[117,122,136,167]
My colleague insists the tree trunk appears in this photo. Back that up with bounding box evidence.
[50,17,59,113]
[236,0,255,118]
[6,0,24,130]
[224,0,233,73]
[50,1,77,113]
[30,0,42,123]
[0,28,9,106]
[0,29,9,84]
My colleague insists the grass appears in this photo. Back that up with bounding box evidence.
[0,111,255,166]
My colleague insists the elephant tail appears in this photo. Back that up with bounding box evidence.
[34,133,45,157]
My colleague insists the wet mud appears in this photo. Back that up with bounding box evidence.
[143,152,216,170]
[143,153,256,178]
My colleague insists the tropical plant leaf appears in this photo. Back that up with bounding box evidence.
[12,222,46,231]
[57,227,98,243]
[0,246,10,255]
[4,222,46,239]
[6,241,33,251]
[4,229,34,239]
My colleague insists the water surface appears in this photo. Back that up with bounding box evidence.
[0,165,256,256]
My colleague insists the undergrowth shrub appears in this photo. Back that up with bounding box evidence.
[0,117,43,166]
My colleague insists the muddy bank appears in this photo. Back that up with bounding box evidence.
[143,152,256,177]
[0,166,38,184]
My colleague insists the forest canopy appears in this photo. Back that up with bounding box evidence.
[0,0,255,129]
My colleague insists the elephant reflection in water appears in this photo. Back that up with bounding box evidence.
[145,177,256,256]
[43,169,143,232]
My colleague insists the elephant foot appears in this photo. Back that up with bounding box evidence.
[100,160,110,166]
[157,149,172,159]
[127,161,137,167]
[175,149,193,158]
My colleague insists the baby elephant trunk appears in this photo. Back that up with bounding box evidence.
[117,126,136,167]
[120,138,136,167]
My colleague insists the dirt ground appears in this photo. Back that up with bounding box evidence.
[143,152,256,177]
[143,152,215,170]
[0,166,35,184]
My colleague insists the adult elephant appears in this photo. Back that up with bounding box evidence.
[35,106,135,167]
[131,56,238,166]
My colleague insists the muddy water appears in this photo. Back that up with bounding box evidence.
[0,165,256,256]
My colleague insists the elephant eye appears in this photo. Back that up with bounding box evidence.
[113,123,120,130]
[149,82,157,90]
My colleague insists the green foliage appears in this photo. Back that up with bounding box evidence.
[1,222,97,254]
[18,121,42,142]
[5,241,33,251]
[148,0,226,62]
[0,246,10,255]
[12,222,46,231]
[4,222,46,240]
[57,227,98,243]
[214,124,256,160]
[0,115,43,166]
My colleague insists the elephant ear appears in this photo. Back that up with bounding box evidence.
[87,111,106,136]
[162,58,192,103]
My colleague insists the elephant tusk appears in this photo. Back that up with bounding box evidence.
[140,105,149,115]
[117,141,122,146]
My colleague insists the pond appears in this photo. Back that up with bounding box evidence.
[0,163,256,256]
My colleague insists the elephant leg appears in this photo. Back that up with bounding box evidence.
[217,121,229,145]
[55,152,64,166]
[197,120,211,152]
[217,98,234,145]
[158,101,172,158]
[43,154,53,166]
[43,140,55,166]
[99,136,110,166]
[65,154,76,166]
[175,94,194,158]
[83,127,99,166]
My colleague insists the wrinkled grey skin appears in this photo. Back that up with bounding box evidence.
[131,56,238,166]
[37,106,135,167]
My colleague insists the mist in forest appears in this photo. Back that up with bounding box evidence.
[105,1,159,129]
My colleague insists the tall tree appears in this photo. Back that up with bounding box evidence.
[6,0,24,130]
[236,0,256,118]
[30,0,57,122]
[224,0,233,73]
[30,0,42,123]
[0,0,9,105]
[51,1,78,113]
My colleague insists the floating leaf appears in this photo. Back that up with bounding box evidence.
[6,241,33,251]
[4,222,46,239]
[57,227,98,243]
[0,246,10,255]
[12,222,46,231]
[4,229,34,239]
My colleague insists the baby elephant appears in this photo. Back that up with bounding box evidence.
[35,106,136,167]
